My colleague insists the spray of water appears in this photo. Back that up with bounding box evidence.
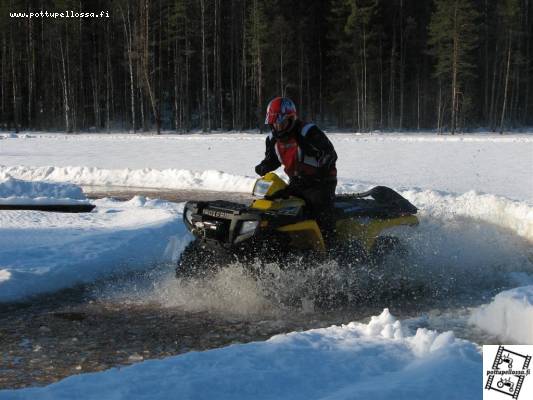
[95,214,532,318]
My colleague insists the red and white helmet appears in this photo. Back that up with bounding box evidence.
[265,97,297,126]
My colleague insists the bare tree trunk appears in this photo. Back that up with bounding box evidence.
[59,38,70,133]
[200,0,207,131]
[355,69,361,132]
[318,35,323,124]
[119,4,136,132]
[280,36,284,96]
[257,25,263,133]
[523,0,530,124]
[417,72,420,131]
[489,42,499,130]
[399,0,404,130]
[105,19,112,132]
[363,28,368,131]
[91,70,100,129]
[359,42,363,131]
[11,38,18,133]
[379,35,383,130]
[76,0,82,131]
[67,25,75,132]
[48,29,56,130]
[388,24,396,129]
[451,5,458,135]
[437,79,443,134]
[185,17,190,131]
[216,0,223,130]
[241,1,247,129]
[1,36,5,126]
[500,33,512,134]
[230,27,235,129]
[483,0,489,121]
[174,37,180,132]
[139,85,145,131]
[205,2,211,132]
[141,0,160,134]
[27,18,34,129]
[298,26,303,118]
[213,0,218,129]
[230,2,236,130]
[509,54,519,124]
[306,60,311,120]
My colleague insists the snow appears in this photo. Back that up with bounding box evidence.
[0,165,256,193]
[0,174,91,205]
[0,194,188,302]
[0,131,532,398]
[0,173,191,302]
[0,309,482,400]
[469,286,533,344]
[401,189,533,242]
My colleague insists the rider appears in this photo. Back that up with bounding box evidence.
[255,97,338,240]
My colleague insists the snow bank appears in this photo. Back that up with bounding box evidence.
[0,309,482,400]
[0,174,90,205]
[400,188,533,242]
[2,166,532,241]
[0,165,256,193]
[469,286,533,344]
[337,180,533,243]
[0,197,189,302]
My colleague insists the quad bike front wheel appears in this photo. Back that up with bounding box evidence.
[175,240,230,279]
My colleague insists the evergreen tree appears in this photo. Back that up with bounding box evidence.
[327,0,354,128]
[344,0,378,131]
[1,0,532,132]
[246,0,271,131]
[496,0,520,133]
[428,0,479,134]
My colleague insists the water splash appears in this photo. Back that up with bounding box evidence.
[94,214,533,318]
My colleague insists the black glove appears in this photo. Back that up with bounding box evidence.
[290,174,320,187]
[255,164,267,176]
[264,187,292,200]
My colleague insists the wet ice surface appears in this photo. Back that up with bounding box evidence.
[0,273,374,390]
[0,254,519,390]
[84,186,254,203]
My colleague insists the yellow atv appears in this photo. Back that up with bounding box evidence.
[176,173,418,278]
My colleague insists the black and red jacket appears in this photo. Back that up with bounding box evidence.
[255,120,337,181]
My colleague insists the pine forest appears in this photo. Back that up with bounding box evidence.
[1,0,532,134]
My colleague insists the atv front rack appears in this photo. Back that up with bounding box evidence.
[183,200,263,246]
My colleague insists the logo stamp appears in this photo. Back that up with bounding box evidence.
[484,345,532,399]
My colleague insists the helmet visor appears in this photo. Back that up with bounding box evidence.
[272,118,291,133]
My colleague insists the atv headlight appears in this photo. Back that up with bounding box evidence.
[253,179,273,198]
[240,220,259,235]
